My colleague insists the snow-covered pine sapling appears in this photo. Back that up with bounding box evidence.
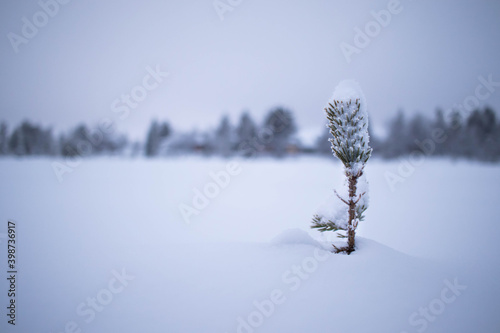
[312,80,372,254]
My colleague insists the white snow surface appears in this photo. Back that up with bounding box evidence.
[0,157,499,333]
[331,78,364,102]
[270,228,323,248]
[330,79,368,124]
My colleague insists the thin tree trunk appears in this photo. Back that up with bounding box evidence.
[346,172,360,254]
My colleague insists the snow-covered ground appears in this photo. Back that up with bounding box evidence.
[0,157,499,332]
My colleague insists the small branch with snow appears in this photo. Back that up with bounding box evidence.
[334,190,349,205]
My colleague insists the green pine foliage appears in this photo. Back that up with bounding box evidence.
[326,99,371,173]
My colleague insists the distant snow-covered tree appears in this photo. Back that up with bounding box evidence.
[145,120,171,157]
[213,115,234,157]
[0,122,9,155]
[8,125,25,155]
[446,110,465,158]
[60,123,125,157]
[8,121,55,156]
[60,124,89,157]
[430,109,447,156]
[312,80,372,254]
[236,112,257,141]
[465,107,498,161]
[382,110,408,158]
[407,113,431,153]
[262,107,296,156]
[235,112,259,157]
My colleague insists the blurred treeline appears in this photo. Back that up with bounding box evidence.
[0,106,499,161]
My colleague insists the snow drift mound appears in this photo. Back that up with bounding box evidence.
[270,228,324,248]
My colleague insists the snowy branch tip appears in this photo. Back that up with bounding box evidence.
[330,80,367,116]
[325,80,372,173]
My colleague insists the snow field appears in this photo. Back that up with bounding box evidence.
[0,157,498,332]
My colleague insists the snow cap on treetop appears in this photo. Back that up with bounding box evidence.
[329,79,368,120]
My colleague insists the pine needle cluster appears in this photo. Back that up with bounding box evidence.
[325,99,371,173]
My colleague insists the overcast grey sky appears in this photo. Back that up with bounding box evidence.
[1,0,500,139]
